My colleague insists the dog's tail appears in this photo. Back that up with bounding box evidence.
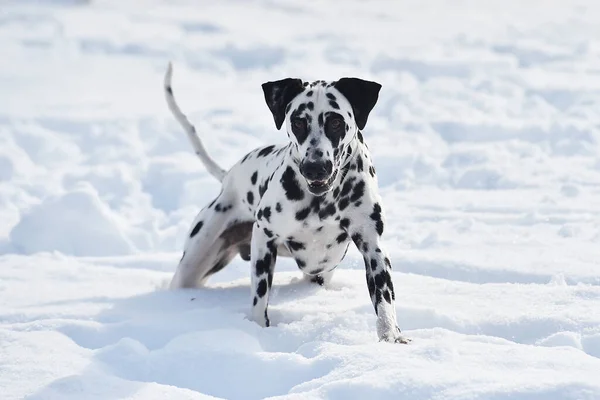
[164,62,226,182]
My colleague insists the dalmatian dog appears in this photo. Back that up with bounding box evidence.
[164,63,409,343]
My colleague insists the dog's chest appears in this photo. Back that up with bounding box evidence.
[268,195,350,273]
[284,222,350,274]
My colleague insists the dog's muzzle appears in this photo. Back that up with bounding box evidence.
[300,160,336,195]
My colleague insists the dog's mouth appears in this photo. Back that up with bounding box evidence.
[306,171,338,196]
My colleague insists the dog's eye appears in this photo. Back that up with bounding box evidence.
[291,118,309,142]
[327,118,343,132]
[292,119,305,130]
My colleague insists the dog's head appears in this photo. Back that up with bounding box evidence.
[262,77,381,196]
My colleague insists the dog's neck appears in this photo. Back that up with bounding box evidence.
[342,128,369,169]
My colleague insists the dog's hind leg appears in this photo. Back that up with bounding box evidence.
[170,193,252,289]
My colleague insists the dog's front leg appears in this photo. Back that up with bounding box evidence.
[250,222,278,327]
[351,226,410,344]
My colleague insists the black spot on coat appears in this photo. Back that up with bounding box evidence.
[383,290,391,303]
[258,145,275,157]
[370,258,377,271]
[280,166,304,201]
[385,271,396,300]
[352,233,363,246]
[190,221,203,237]
[357,131,364,143]
[340,180,353,197]
[259,180,269,198]
[255,253,272,276]
[367,275,376,298]
[263,227,274,238]
[356,155,363,172]
[262,207,272,222]
[370,203,384,235]
[318,203,336,220]
[214,203,232,212]
[295,207,310,220]
[374,271,385,288]
[369,165,376,177]
[257,279,267,297]
[287,239,305,251]
[339,197,350,211]
[350,180,365,202]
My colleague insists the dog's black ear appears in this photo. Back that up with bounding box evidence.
[334,78,381,130]
[262,78,304,130]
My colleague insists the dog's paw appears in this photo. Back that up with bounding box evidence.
[250,310,270,328]
[379,327,411,344]
[309,274,325,286]
[302,270,334,287]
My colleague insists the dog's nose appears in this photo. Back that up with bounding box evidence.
[300,161,332,181]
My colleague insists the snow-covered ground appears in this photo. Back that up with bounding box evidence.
[2,0,600,398]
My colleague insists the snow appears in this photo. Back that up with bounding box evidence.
[1,0,600,399]
[10,182,137,256]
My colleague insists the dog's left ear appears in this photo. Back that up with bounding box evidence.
[334,78,382,130]
[262,78,304,130]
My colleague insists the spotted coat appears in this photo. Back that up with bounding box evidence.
[165,64,408,344]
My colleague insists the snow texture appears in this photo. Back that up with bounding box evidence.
[1,0,600,399]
